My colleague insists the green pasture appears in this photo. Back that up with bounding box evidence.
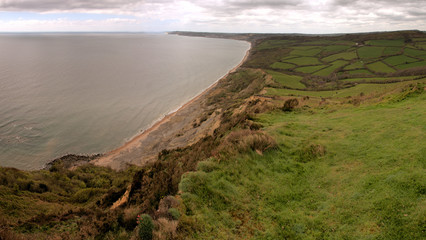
[365,39,405,47]
[344,61,364,70]
[404,48,426,57]
[396,60,426,70]
[384,55,419,66]
[358,46,384,59]
[266,70,305,89]
[383,46,403,56]
[322,51,357,62]
[290,47,322,56]
[322,45,351,53]
[346,69,372,75]
[284,56,321,66]
[265,80,424,98]
[295,65,327,74]
[270,62,296,70]
[367,61,396,73]
[256,40,293,50]
[314,60,347,76]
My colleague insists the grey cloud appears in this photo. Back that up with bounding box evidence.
[0,0,143,11]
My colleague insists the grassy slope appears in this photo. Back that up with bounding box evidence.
[178,85,425,239]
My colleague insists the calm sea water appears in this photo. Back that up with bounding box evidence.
[0,34,249,170]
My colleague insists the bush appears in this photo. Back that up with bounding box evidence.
[168,208,180,220]
[282,98,299,112]
[137,214,154,240]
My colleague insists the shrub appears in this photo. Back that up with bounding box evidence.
[137,214,154,240]
[168,208,180,220]
[282,98,299,112]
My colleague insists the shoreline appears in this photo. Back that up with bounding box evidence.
[90,41,252,169]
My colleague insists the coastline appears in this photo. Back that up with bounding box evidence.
[90,41,252,169]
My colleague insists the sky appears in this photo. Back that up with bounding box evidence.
[0,0,425,33]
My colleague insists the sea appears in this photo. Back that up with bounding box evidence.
[0,33,250,170]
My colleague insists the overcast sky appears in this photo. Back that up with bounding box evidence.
[0,0,425,33]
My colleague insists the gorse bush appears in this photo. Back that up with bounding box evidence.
[137,214,154,240]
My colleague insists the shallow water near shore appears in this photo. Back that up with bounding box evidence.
[0,33,250,170]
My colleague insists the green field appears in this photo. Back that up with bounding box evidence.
[267,70,305,89]
[290,48,322,56]
[266,80,424,98]
[314,60,347,76]
[383,46,403,56]
[256,40,294,50]
[341,76,418,83]
[396,60,426,69]
[284,56,322,65]
[367,61,396,73]
[322,45,351,53]
[180,84,425,239]
[357,46,385,58]
[365,39,405,46]
[344,61,364,70]
[384,55,419,66]
[404,48,426,57]
[346,69,371,75]
[295,65,327,74]
[322,51,357,62]
[270,62,296,70]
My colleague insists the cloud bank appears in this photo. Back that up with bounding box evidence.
[0,0,424,33]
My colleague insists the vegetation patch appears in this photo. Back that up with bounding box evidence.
[396,60,426,70]
[367,61,396,73]
[322,51,357,62]
[284,56,321,66]
[314,60,347,76]
[404,48,426,57]
[358,46,385,58]
[290,47,322,56]
[270,62,295,70]
[266,70,305,89]
[322,45,351,53]
[384,55,419,66]
[344,61,364,70]
[383,46,403,56]
[365,39,405,46]
[295,65,328,74]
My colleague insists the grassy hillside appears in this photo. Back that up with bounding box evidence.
[1,30,425,239]
[178,84,425,239]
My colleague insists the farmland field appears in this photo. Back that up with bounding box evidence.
[358,46,385,58]
[322,51,357,62]
[284,56,321,65]
[365,39,405,46]
[295,65,327,73]
[266,70,305,89]
[344,61,364,70]
[270,62,296,70]
[367,61,395,73]
[314,60,348,76]
[384,55,419,66]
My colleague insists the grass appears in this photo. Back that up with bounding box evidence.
[314,60,348,76]
[295,65,327,74]
[382,46,403,56]
[341,76,416,83]
[322,45,351,53]
[179,85,426,239]
[367,61,396,73]
[358,46,385,59]
[384,55,419,66]
[284,57,321,66]
[365,39,405,46]
[290,47,322,56]
[266,70,305,89]
[270,62,296,70]
[344,61,364,70]
[404,48,426,57]
[347,69,372,75]
[256,40,293,50]
[265,80,425,98]
[322,51,357,62]
[395,60,426,70]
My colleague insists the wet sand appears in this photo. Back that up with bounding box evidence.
[91,43,251,170]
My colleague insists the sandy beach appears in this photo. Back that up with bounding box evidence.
[91,43,251,170]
